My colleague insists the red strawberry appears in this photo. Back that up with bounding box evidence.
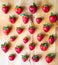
[3,26,11,35]
[1,42,9,53]
[43,23,50,32]
[21,14,29,24]
[23,37,29,43]
[45,53,55,63]
[10,36,16,42]
[15,5,23,14]
[36,18,42,24]
[9,15,16,24]
[48,35,55,44]
[9,54,16,61]
[40,43,48,51]
[22,55,28,62]
[37,33,44,41]
[28,26,35,34]
[16,27,23,34]
[29,43,35,51]
[15,45,23,53]
[32,55,39,62]
[42,4,50,13]
[49,12,57,23]
[29,3,37,14]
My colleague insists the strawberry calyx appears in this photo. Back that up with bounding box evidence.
[44,4,48,7]
[47,53,55,58]
[32,3,36,7]
[2,4,8,6]
[49,35,54,38]
[20,14,29,18]
[9,54,15,56]
[33,55,39,59]
[16,45,22,48]
[29,42,35,46]
[22,55,28,59]
[50,12,55,16]
[16,5,22,8]
[3,26,10,30]
[17,27,23,30]
[10,36,16,38]
[44,23,50,27]
[9,15,15,18]
[29,26,35,29]
[1,42,7,46]
[41,43,48,47]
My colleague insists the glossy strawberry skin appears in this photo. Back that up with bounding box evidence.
[2,5,9,14]
[40,43,48,51]
[9,16,16,24]
[15,6,23,14]
[36,18,42,24]
[15,46,22,53]
[37,34,43,41]
[32,55,39,62]
[22,16,29,24]
[49,15,57,23]
[42,4,49,13]
[43,24,50,32]
[9,54,16,61]
[16,27,23,34]
[29,3,37,14]
[48,35,55,44]
[10,36,16,42]
[3,26,11,35]
[23,37,28,43]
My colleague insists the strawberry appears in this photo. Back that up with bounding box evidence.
[29,42,35,51]
[32,55,39,62]
[23,37,29,43]
[2,4,9,14]
[37,33,44,41]
[9,54,16,61]
[22,55,28,62]
[49,12,57,23]
[15,5,23,14]
[45,53,55,63]
[29,3,37,14]
[1,42,9,53]
[10,36,16,42]
[48,35,55,44]
[15,45,23,53]
[9,15,16,24]
[21,14,29,24]
[3,26,11,35]
[42,4,50,13]
[43,23,50,32]
[16,27,23,34]
[36,17,42,24]
[28,26,35,34]
[40,42,48,51]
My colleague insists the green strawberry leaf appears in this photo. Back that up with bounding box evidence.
[33,55,38,59]
[22,55,27,59]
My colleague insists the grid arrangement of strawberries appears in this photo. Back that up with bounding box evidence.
[1,2,57,63]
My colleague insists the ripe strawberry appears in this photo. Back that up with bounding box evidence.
[22,55,28,62]
[49,12,57,23]
[40,42,48,51]
[15,5,23,14]
[16,27,23,34]
[29,3,37,14]
[21,14,29,24]
[2,4,9,14]
[23,37,29,43]
[15,45,23,53]
[43,23,50,32]
[3,26,11,35]
[42,4,50,13]
[1,42,9,53]
[37,33,44,41]
[9,15,16,24]
[9,54,16,61]
[28,26,35,34]
[10,36,16,42]
[36,17,42,24]
[45,53,55,63]
[32,55,39,62]
[29,42,35,51]
[48,35,55,44]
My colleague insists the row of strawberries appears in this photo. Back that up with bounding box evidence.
[1,42,55,63]
[2,3,57,24]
